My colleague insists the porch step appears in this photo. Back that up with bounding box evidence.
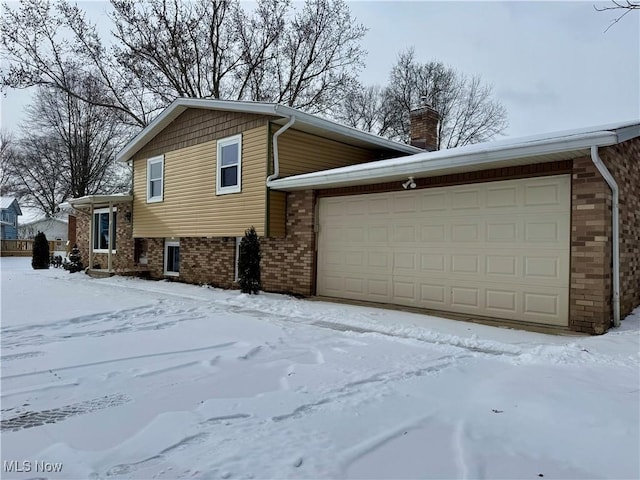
[86,269,114,279]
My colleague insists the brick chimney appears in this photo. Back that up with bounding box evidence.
[409,104,440,151]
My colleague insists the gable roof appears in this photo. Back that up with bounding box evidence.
[116,98,422,163]
[19,215,69,227]
[0,196,22,215]
[267,120,640,190]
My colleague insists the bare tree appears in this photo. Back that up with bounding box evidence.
[0,130,17,195]
[4,77,130,215]
[2,0,366,125]
[0,0,156,127]
[6,134,69,216]
[338,49,508,149]
[333,85,395,136]
[595,1,639,31]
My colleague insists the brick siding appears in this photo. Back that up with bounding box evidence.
[262,190,316,296]
[75,202,134,271]
[569,137,640,333]
[137,190,316,295]
[569,157,612,334]
[600,138,640,321]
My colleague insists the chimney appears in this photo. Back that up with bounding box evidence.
[409,102,440,151]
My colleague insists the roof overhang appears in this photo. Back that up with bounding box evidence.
[116,98,421,163]
[267,123,638,191]
[61,194,133,210]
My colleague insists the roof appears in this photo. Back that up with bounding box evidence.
[267,120,640,191]
[116,98,422,163]
[19,217,68,227]
[62,194,133,210]
[0,196,22,215]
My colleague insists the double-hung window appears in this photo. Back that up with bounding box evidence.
[216,135,242,195]
[147,155,164,203]
[93,208,117,253]
[164,239,180,276]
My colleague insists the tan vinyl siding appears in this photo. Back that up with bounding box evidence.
[267,191,286,237]
[275,127,385,177]
[133,125,268,237]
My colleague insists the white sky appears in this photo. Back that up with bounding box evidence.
[1,0,638,139]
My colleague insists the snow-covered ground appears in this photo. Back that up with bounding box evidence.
[1,257,638,480]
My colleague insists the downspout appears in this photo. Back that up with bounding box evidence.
[266,116,296,183]
[107,201,113,273]
[590,145,620,327]
[89,204,94,272]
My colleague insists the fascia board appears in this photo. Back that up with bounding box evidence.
[268,131,618,190]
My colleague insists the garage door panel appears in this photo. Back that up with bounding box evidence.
[366,278,392,300]
[393,194,418,213]
[486,186,518,208]
[451,287,481,308]
[393,252,417,272]
[420,192,447,211]
[486,222,518,242]
[451,223,480,242]
[420,284,447,304]
[367,225,389,244]
[485,289,517,313]
[317,175,570,326]
[486,255,518,277]
[393,225,418,243]
[421,224,447,242]
[524,292,560,317]
[421,253,446,272]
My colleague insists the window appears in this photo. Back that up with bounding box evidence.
[93,208,117,253]
[164,239,180,276]
[147,155,164,203]
[216,134,242,194]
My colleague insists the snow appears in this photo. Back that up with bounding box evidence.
[1,256,638,479]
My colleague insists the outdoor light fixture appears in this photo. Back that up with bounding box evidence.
[402,176,416,189]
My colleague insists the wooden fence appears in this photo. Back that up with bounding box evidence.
[1,240,65,257]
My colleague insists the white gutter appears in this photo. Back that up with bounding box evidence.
[267,130,618,190]
[267,116,296,183]
[590,146,620,328]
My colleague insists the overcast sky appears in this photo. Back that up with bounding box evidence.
[1,1,638,140]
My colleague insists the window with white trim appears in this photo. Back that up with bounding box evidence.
[164,239,180,276]
[216,134,242,194]
[93,208,117,253]
[147,155,164,203]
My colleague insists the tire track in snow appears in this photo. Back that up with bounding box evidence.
[1,393,131,432]
[271,355,467,423]
[2,342,237,380]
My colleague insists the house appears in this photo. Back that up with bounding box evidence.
[19,215,69,241]
[66,98,640,335]
[0,196,22,240]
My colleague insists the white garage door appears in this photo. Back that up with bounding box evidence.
[317,175,570,326]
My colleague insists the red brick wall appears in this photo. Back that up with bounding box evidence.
[75,202,134,271]
[570,137,640,333]
[261,190,316,296]
[600,137,640,321]
[179,237,236,287]
[570,157,612,334]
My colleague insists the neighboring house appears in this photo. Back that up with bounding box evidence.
[66,98,640,335]
[0,197,22,240]
[18,215,69,241]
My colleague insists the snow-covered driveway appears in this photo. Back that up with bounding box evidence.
[1,257,638,479]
